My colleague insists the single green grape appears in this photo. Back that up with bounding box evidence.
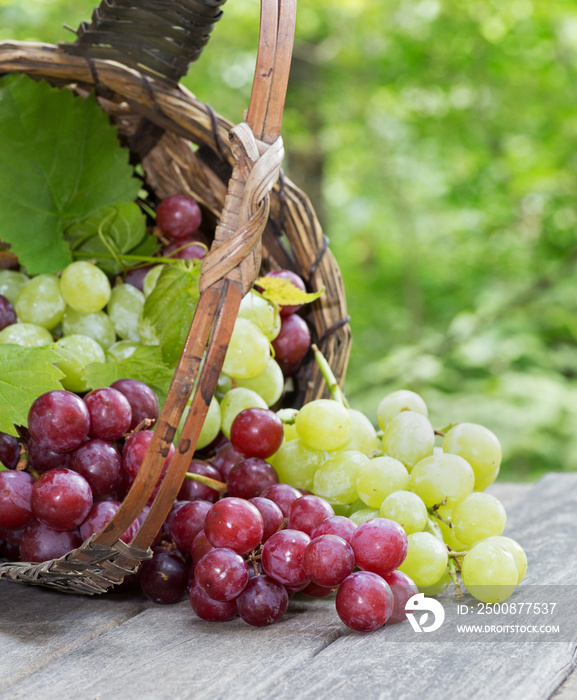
[270,438,325,490]
[349,508,380,526]
[332,504,353,517]
[398,531,449,587]
[295,399,353,452]
[410,453,475,508]
[222,317,270,379]
[106,340,140,361]
[418,566,451,596]
[312,450,369,505]
[451,492,506,545]
[380,490,428,535]
[55,334,106,392]
[235,358,284,407]
[461,539,518,603]
[143,264,165,298]
[137,315,159,346]
[215,373,233,401]
[62,308,116,350]
[443,422,502,492]
[107,284,145,341]
[176,395,221,450]
[377,389,428,431]
[343,409,379,455]
[356,455,410,508]
[276,408,299,442]
[382,410,434,470]
[219,387,268,437]
[483,536,527,583]
[238,291,281,341]
[15,274,65,330]
[0,270,29,304]
[60,261,111,313]
[0,322,53,347]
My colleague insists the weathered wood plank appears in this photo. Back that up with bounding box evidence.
[1,477,575,700]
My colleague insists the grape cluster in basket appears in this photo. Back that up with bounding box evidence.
[0,193,527,633]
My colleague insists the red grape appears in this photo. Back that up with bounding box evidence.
[230,408,284,459]
[0,294,16,330]
[261,529,311,587]
[311,515,358,543]
[191,529,215,566]
[350,518,408,578]
[236,575,289,627]
[204,497,264,555]
[70,439,123,500]
[189,579,238,622]
[0,431,20,469]
[210,441,245,481]
[383,570,419,624]
[226,457,279,499]
[0,470,35,529]
[156,194,202,240]
[110,379,159,431]
[336,571,394,632]
[303,534,355,588]
[261,483,302,518]
[27,438,72,473]
[287,495,334,536]
[248,497,284,543]
[169,500,212,555]
[139,549,189,604]
[84,387,132,441]
[195,547,250,601]
[20,521,82,563]
[28,390,90,453]
[31,468,93,531]
[79,501,138,544]
[178,459,223,503]
[271,314,311,377]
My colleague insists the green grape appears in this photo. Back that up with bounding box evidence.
[270,438,325,490]
[451,492,506,545]
[143,264,165,298]
[312,450,369,505]
[398,531,449,587]
[55,334,106,392]
[219,387,268,437]
[235,358,284,407]
[137,315,159,346]
[332,504,352,517]
[107,284,145,341]
[443,422,502,492]
[15,274,65,330]
[0,322,53,347]
[222,317,270,379]
[418,566,451,596]
[176,395,221,450]
[295,399,353,452]
[410,453,475,508]
[435,505,468,551]
[215,373,233,401]
[461,539,518,603]
[237,291,281,341]
[356,455,410,508]
[59,261,111,313]
[350,508,380,525]
[377,389,428,430]
[107,340,140,361]
[343,409,379,455]
[62,308,116,350]
[483,536,527,583]
[382,410,435,470]
[380,490,428,535]
[276,408,299,442]
[0,270,29,303]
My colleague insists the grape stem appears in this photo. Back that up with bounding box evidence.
[183,472,227,494]
[428,508,452,528]
[448,557,464,598]
[312,344,349,408]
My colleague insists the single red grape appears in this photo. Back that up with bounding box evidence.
[303,534,355,587]
[350,518,409,578]
[139,549,189,604]
[230,408,284,459]
[226,457,279,499]
[261,483,302,518]
[271,314,311,377]
[210,441,245,481]
[189,579,238,622]
[236,575,289,627]
[110,379,159,431]
[28,390,90,453]
[204,497,264,555]
[0,470,35,529]
[31,468,93,531]
[195,547,250,601]
[336,571,394,632]
[0,431,20,469]
[27,438,72,473]
[191,529,215,566]
[79,501,138,544]
[383,569,419,624]
[248,497,284,543]
[261,529,311,587]
[169,500,212,555]
[0,294,16,330]
[20,521,82,563]
[156,194,202,240]
[84,387,132,441]
[70,439,123,499]
[287,495,334,536]
[310,515,358,543]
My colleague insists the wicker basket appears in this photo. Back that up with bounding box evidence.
[0,0,351,594]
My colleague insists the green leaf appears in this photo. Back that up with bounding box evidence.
[0,345,65,435]
[143,263,201,366]
[256,276,325,306]
[65,201,158,275]
[0,74,141,275]
[84,346,174,407]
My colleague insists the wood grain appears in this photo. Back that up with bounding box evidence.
[1,477,576,700]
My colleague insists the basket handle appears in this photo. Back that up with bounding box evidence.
[63,0,227,85]
[92,0,295,565]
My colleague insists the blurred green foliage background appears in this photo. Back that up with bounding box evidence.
[2,0,577,481]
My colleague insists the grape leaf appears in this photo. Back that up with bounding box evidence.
[143,262,201,366]
[256,276,325,306]
[0,74,141,275]
[65,202,158,275]
[84,346,174,406]
[0,345,65,436]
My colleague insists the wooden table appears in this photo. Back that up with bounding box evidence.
[1,474,576,700]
